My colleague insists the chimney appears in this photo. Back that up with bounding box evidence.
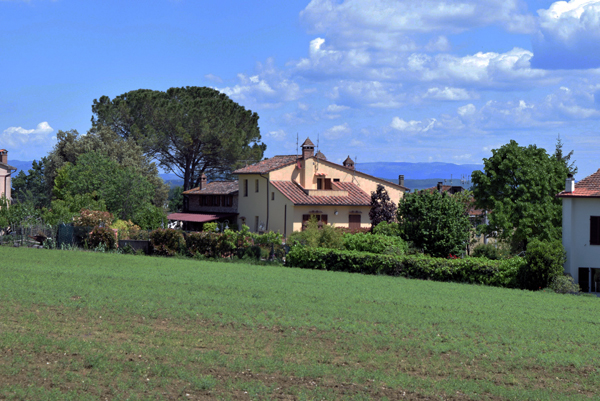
[0,149,6,164]
[437,182,443,193]
[343,155,355,170]
[565,174,575,193]
[301,138,315,159]
[199,173,207,190]
[398,174,404,187]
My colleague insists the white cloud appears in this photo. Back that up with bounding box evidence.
[533,0,600,68]
[1,122,55,159]
[326,104,350,112]
[424,87,474,100]
[390,117,436,132]
[267,129,287,140]
[323,123,351,139]
[458,104,477,117]
[204,73,223,83]
[330,80,403,108]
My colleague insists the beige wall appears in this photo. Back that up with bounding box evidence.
[237,174,270,232]
[0,168,11,201]
[291,205,371,232]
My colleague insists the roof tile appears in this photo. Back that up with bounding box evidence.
[233,155,298,174]
[183,181,238,195]
[271,181,371,206]
[557,169,600,198]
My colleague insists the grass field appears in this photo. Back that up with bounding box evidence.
[0,247,599,400]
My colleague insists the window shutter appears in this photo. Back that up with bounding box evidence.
[591,216,600,245]
[321,214,328,224]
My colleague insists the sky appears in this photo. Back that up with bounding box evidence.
[2,0,600,179]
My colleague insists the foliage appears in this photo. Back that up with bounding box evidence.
[549,274,581,295]
[471,243,503,260]
[110,219,141,240]
[369,184,397,227]
[287,246,525,288]
[554,134,577,176]
[53,152,155,223]
[472,140,569,251]
[0,195,42,229]
[372,221,399,236]
[342,232,407,255]
[42,193,106,226]
[74,209,113,227]
[397,190,471,257]
[288,216,343,249]
[11,157,51,209]
[91,86,266,190]
[334,226,372,234]
[520,239,566,291]
[149,228,185,256]
[133,204,167,230]
[45,127,169,207]
[186,232,235,258]
[203,222,218,232]
[168,185,184,212]
[88,226,117,250]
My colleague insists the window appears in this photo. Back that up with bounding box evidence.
[255,179,259,192]
[591,216,600,245]
[244,180,248,197]
[324,178,332,190]
[213,195,220,206]
[271,192,275,200]
[254,216,259,232]
[317,178,322,190]
[333,178,340,182]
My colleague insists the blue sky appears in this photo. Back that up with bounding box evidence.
[2,0,600,179]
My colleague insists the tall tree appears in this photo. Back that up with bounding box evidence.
[369,184,397,228]
[397,190,471,257]
[11,157,51,209]
[45,127,169,207]
[471,140,570,251]
[91,86,266,190]
[553,134,577,176]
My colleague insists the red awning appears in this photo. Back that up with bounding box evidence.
[166,213,237,223]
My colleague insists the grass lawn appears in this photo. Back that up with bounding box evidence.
[0,247,599,400]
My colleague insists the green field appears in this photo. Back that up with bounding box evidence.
[0,247,599,400]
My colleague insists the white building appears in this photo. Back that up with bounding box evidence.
[557,171,600,292]
[0,149,17,202]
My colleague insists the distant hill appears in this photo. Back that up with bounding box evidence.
[355,162,482,180]
[5,159,36,173]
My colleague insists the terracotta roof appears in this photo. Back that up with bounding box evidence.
[233,155,298,174]
[271,181,371,206]
[302,138,314,147]
[183,181,238,195]
[343,155,354,164]
[167,212,237,222]
[315,150,327,160]
[0,162,17,171]
[423,185,465,193]
[557,169,600,198]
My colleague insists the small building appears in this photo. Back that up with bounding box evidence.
[167,174,238,231]
[232,138,409,235]
[0,149,17,203]
[557,171,600,292]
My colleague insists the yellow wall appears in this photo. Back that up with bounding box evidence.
[291,205,371,232]
[237,174,269,232]
[0,169,11,201]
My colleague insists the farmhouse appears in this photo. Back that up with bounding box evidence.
[167,174,238,231]
[233,138,409,235]
[0,149,17,202]
[557,171,600,292]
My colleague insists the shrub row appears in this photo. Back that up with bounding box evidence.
[342,232,407,255]
[286,246,526,288]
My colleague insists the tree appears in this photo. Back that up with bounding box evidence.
[53,152,155,222]
[168,186,184,212]
[46,127,169,207]
[471,140,570,251]
[91,86,266,190]
[369,184,397,228]
[11,157,51,209]
[553,134,577,176]
[397,190,471,257]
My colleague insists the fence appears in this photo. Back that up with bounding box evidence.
[0,224,57,248]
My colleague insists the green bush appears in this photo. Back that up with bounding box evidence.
[471,244,503,260]
[521,239,566,290]
[286,246,525,288]
[342,232,407,255]
[372,221,399,237]
[288,217,343,249]
[149,228,185,256]
[203,222,218,233]
[549,274,580,295]
[88,226,117,250]
[186,231,236,258]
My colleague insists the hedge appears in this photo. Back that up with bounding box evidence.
[286,246,525,288]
